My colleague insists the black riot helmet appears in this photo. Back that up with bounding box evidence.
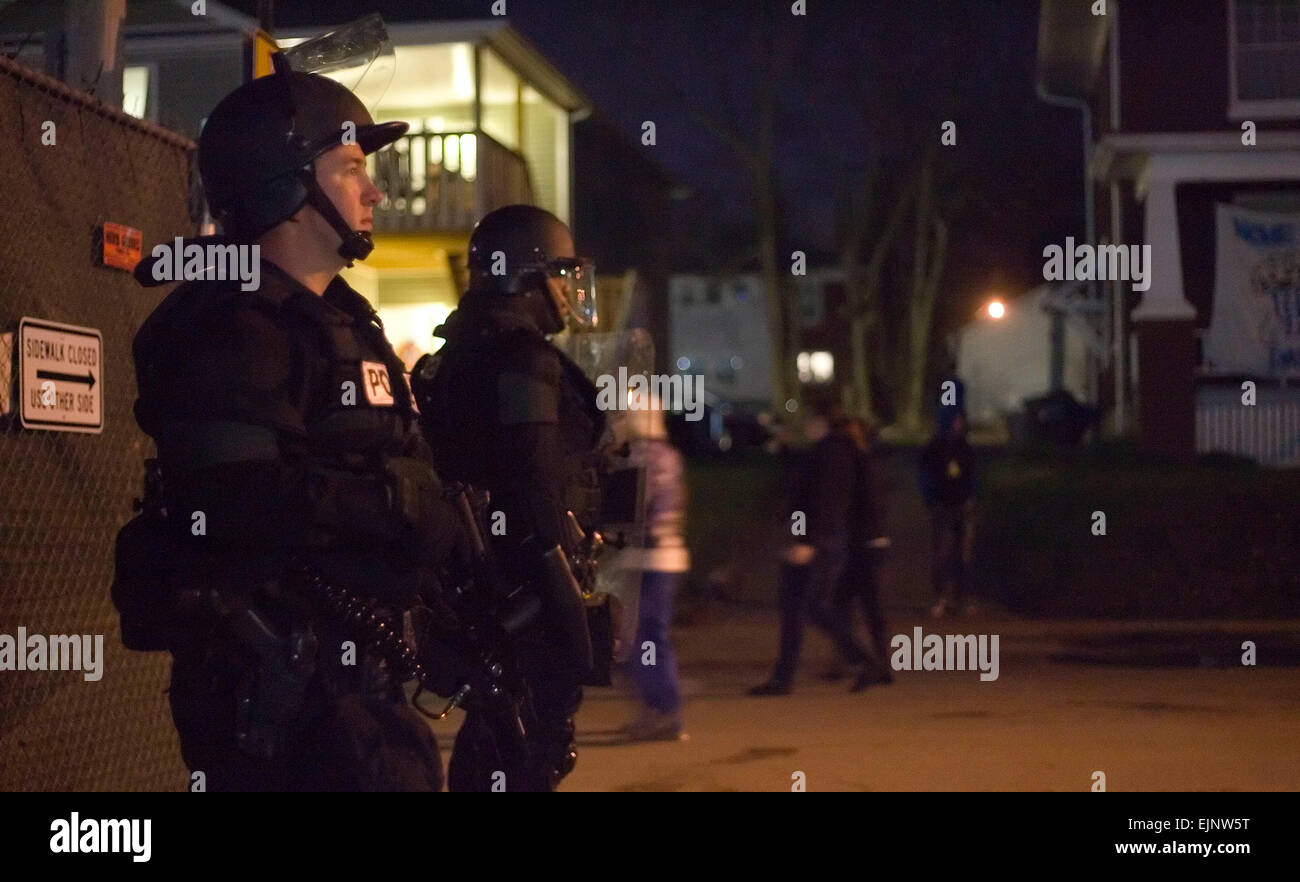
[197,53,408,262]
[465,204,597,333]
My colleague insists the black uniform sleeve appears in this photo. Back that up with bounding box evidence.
[490,339,569,551]
[147,300,400,550]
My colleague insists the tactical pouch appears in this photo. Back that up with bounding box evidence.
[383,456,439,528]
[111,512,181,652]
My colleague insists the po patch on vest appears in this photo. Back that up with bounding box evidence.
[361,360,394,406]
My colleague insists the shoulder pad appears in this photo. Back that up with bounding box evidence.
[496,331,562,378]
[498,369,559,425]
[133,277,258,366]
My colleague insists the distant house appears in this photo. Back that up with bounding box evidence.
[1038,0,1300,465]
[272,10,590,367]
[1,0,596,369]
[669,266,845,413]
[956,287,1091,428]
[0,0,258,138]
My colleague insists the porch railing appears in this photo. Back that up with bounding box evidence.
[371,128,535,233]
[1195,382,1300,466]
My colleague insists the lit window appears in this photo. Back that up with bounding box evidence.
[796,350,834,384]
[122,66,149,119]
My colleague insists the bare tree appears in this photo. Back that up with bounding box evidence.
[896,148,951,434]
[836,152,916,423]
[804,3,931,426]
[635,5,793,415]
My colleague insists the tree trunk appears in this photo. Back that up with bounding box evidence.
[753,40,789,417]
[847,310,874,420]
[839,168,914,425]
[756,171,787,415]
[898,154,950,435]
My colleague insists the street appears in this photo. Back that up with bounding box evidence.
[427,448,1300,792]
[562,614,1300,792]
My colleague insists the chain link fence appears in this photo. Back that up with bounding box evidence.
[0,55,198,791]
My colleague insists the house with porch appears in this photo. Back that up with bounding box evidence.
[1037,0,1300,465]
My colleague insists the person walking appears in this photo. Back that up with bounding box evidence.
[608,395,690,741]
[750,404,875,695]
[833,418,893,690]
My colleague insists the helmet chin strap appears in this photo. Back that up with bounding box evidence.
[540,289,567,335]
[495,270,565,335]
[527,281,566,335]
[298,168,374,264]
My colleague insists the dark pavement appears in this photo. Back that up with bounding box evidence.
[428,445,1300,790]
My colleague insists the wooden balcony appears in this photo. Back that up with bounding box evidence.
[371,129,535,233]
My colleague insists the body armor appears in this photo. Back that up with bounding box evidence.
[114,257,452,790]
[411,298,605,791]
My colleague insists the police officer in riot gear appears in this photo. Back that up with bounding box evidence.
[113,56,466,791]
[411,204,604,792]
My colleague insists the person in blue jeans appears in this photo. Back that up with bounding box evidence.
[610,395,690,741]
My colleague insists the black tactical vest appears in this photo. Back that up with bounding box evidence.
[288,278,416,463]
[418,308,602,486]
[133,262,415,470]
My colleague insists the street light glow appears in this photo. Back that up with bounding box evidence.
[987,300,1006,319]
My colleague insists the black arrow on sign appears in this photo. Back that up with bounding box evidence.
[37,369,96,389]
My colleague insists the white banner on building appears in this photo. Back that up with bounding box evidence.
[1205,204,1300,376]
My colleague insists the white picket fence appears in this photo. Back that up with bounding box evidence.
[1195,385,1300,466]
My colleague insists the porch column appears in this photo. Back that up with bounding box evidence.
[1132,164,1197,460]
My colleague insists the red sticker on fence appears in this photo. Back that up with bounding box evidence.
[102,223,142,271]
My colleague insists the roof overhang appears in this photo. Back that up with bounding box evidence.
[0,0,258,38]
[276,18,591,115]
[1095,131,1300,196]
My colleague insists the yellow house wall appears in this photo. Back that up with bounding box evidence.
[341,232,469,369]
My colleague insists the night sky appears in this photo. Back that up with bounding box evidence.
[507,0,1086,327]
[227,0,1085,325]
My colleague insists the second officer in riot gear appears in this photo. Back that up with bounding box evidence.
[411,204,604,792]
[113,55,466,790]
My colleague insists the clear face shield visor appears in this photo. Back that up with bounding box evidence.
[281,13,396,111]
[547,258,598,329]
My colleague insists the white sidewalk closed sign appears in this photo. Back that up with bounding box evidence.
[19,317,103,433]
